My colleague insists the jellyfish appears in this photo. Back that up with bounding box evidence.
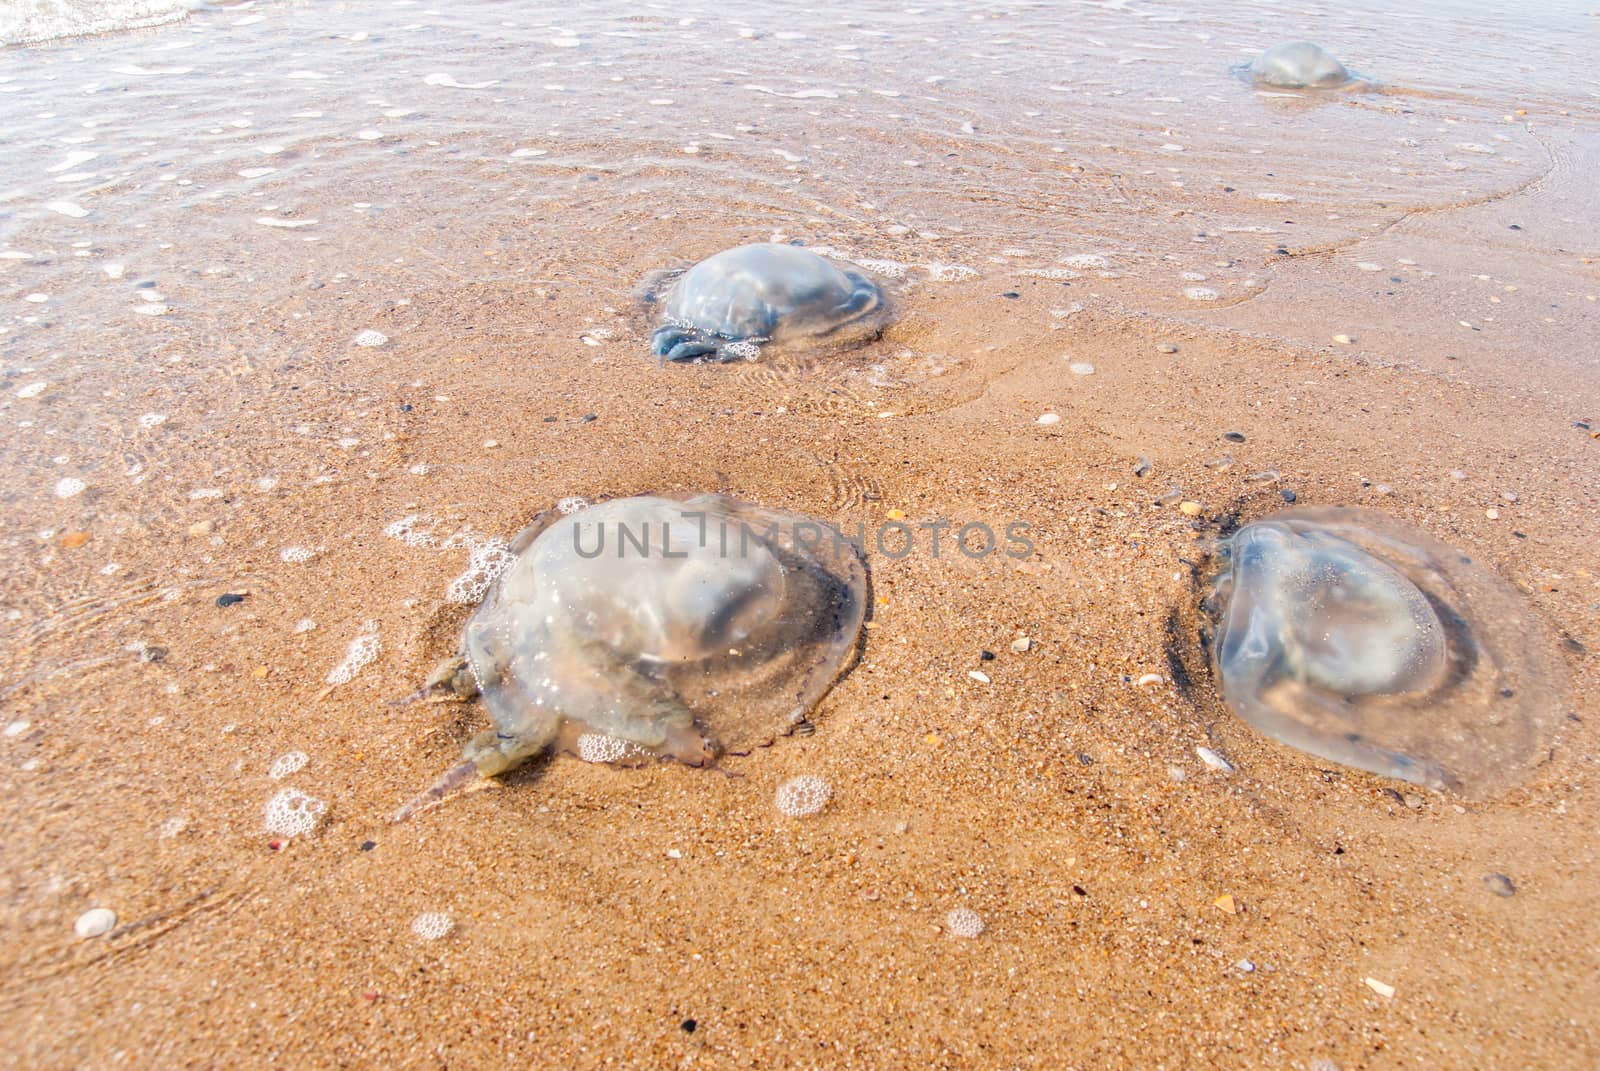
[395,494,868,818]
[646,243,888,363]
[1207,508,1566,795]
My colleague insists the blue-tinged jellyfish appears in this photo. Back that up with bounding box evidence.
[647,243,888,363]
[395,494,868,818]
[1207,508,1566,795]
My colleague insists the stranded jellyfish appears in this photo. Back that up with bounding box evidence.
[646,243,888,363]
[1249,41,1355,89]
[395,494,868,819]
[1206,508,1566,795]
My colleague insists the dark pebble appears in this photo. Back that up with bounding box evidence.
[980,650,996,661]
[1072,884,1088,896]
[581,413,597,423]
[1280,489,1297,503]
[216,593,248,608]
[1483,872,1516,897]
[360,840,377,852]
[543,415,558,423]
[680,1019,697,1034]
[1509,224,1522,230]
[1222,186,1235,193]
[399,403,413,412]
[1223,431,1247,443]
[139,645,169,663]
[1000,291,1020,299]
[1077,752,1094,766]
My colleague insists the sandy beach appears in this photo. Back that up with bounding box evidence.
[2,1,1597,1067]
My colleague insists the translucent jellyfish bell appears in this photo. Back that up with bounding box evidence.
[1248,41,1356,89]
[1209,508,1566,795]
[396,494,868,818]
[647,243,888,363]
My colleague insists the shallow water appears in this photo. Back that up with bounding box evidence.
[3,2,1599,1068]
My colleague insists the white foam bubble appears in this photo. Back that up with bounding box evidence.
[352,329,388,347]
[576,733,646,764]
[264,787,326,836]
[945,907,985,938]
[279,545,318,563]
[54,477,86,499]
[383,513,440,547]
[445,537,515,604]
[556,496,589,515]
[1061,254,1109,270]
[850,258,907,279]
[411,912,454,940]
[268,751,309,779]
[45,201,90,218]
[1183,287,1220,301]
[775,775,833,817]
[925,263,977,282]
[325,620,380,685]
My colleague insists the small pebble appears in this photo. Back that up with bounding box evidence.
[1403,793,1424,810]
[1223,431,1246,443]
[1332,334,1354,345]
[1178,501,1203,517]
[1156,343,1178,354]
[1068,362,1096,376]
[1009,636,1031,653]
[1482,872,1516,897]
[1236,959,1255,973]
[1036,413,1061,426]
[188,520,215,538]
[1364,977,1396,999]
[1133,457,1152,478]
[968,670,991,684]
[1485,508,1500,520]
[216,593,248,607]
[1196,746,1233,772]
[75,908,117,939]
[1136,673,1163,687]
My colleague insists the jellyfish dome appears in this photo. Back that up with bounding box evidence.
[1209,508,1566,795]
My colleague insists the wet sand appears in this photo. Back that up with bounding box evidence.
[3,2,1599,1068]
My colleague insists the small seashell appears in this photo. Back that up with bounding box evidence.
[75,908,117,939]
